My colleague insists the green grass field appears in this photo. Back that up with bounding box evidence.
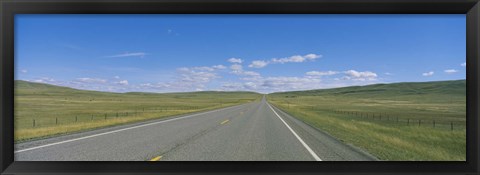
[14,80,262,142]
[267,80,466,161]
[14,79,466,161]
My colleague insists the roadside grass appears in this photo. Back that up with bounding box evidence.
[15,80,262,142]
[267,80,466,161]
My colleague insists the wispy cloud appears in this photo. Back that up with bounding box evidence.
[248,53,322,69]
[248,60,268,68]
[306,71,338,76]
[31,77,56,84]
[228,58,243,64]
[230,64,243,73]
[193,66,215,72]
[75,78,107,84]
[167,29,180,36]
[422,71,434,76]
[115,80,129,86]
[105,52,148,58]
[271,54,321,64]
[20,69,28,73]
[212,65,227,69]
[343,70,377,81]
[444,69,458,74]
[229,64,260,77]
[461,62,466,67]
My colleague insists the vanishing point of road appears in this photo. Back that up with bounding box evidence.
[15,96,377,161]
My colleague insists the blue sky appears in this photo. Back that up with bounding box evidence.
[15,15,466,93]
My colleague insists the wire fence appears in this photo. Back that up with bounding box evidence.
[330,109,466,131]
[276,101,465,131]
[17,104,231,129]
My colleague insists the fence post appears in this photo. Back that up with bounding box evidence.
[451,122,453,131]
[56,117,58,125]
[91,115,94,120]
[116,112,118,118]
[407,119,410,125]
[433,120,436,128]
[33,119,36,127]
[105,114,107,120]
[75,116,78,122]
[418,120,421,126]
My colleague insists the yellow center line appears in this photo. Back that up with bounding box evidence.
[220,119,230,125]
[150,156,162,161]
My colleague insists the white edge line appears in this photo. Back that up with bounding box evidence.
[15,104,247,153]
[267,103,322,161]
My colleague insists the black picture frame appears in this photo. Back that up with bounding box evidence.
[1,0,479,174]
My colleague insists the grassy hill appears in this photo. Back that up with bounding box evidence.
[267,80,466,161]
[271,79,465,98]
[14,80,262,141]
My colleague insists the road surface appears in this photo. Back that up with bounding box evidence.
[15,96,377,161]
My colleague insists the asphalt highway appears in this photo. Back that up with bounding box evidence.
[15,96,377,161]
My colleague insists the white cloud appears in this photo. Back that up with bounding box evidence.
[31,77,56,84]
[244,53,322,69]
[75,78,107,84]
[444,69,458,74]
[106,52,147,58]
[260,76,322,92]
[304,54,320,59]
[221,82,243,91]
[177,67,219,84]
[193,66,215,71]
[461,62,466,67]
[422,71,434,76]
[20,69,28,73]
[222,76,323,92]
[213,65,227,69]
[138,66,221,92]
[242,71,260,76]
[243,82,258,90]
[228,58,243,64]
[192,65,227,71]
[306,71,338,76]
[248,60,269,68]
[229,64,261,77]
[230,64,243,72]
[115,80,129,85]
[384,72,392,75]
[167,29,180,36]
[271,54,321,64]
[114,76,120,79]
[343,70,377,81]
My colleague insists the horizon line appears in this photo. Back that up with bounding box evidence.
[14,79,466,95]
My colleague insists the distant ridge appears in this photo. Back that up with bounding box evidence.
[15,79,466,96]
[14,80,260,95]
[270,79,466,97]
